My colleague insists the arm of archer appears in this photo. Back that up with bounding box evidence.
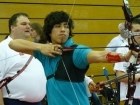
[87,50,131,64]
[9,39,62,57]
[9,39,40,55]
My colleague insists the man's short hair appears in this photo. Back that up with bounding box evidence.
[118,23,125,31]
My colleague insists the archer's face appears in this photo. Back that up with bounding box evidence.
[50,22,70,45]
[132,24,140,44]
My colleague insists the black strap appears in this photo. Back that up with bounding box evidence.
[47,74,55,80]
[12,55,33,79]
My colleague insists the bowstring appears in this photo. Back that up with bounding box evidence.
[61,0,81,105]
[67,0,76,23]
[60,57,80,105]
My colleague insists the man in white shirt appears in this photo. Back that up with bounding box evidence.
[114,17,140,105]
[0,13,61,105]
[105,22,127,52]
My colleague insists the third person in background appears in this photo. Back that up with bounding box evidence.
[30,22,43,42]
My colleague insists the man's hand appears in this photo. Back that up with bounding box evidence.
[39,43,62,57]
[88,81,100,92]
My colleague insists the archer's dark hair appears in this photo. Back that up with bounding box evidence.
[9,13,29,33]
[39,11,74,43]
[130,14,140,29]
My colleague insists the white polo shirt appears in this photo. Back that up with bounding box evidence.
[0,36,46,102]
[105,34,126,52]
[114,41,140,101]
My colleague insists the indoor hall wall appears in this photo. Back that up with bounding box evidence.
[0,0,140,83]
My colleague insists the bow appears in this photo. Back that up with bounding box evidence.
[122,0,140,101]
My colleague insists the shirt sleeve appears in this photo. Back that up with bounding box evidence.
[34,51,42,61]
[73,45,92,69]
